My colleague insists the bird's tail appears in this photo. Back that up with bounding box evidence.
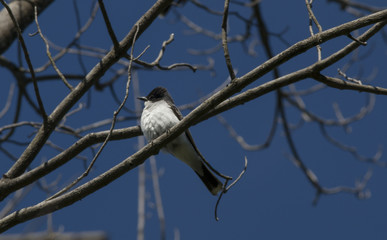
[195,164,223,195]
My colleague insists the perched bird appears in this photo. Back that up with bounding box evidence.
[138,87,222,195]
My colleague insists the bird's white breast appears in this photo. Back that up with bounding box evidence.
[140,99,203,174]
[140,100,180,142]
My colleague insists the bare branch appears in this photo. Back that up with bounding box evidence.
[215,156,248,221]
[221,0,236,80]
[33,6,74,90]
[328,0,383,14]
[127,33,198,72]
[0,83,15,118]
[305,0,323,60]
[319,124,384,166]
[33,2,100,73]
[312,169,373,205]
[98,0,119,49]
[216,113,278,151]
[312,73,387,95]
[337,68,362,85]
[0,126,142,201]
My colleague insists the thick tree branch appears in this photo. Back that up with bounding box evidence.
[0,126,142,201]
[201,17,387,121]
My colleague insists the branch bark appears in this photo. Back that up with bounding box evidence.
[0,126,141,201]
[0,0,54,54]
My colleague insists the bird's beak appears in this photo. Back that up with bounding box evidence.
[137,96,147,101]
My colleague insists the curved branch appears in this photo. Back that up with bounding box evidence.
[200,18,387,122]
[0,126,142,201]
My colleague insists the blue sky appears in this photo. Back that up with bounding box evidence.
[1,0,387,239]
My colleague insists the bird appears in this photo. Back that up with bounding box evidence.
[138,86,222,195]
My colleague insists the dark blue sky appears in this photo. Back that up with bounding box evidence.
[1,0,387,239]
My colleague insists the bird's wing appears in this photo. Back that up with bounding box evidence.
[169,104,206,161]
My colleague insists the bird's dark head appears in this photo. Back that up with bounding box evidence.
[137,86,174,104]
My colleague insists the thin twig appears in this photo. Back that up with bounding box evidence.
[328,0,383,14]
[61,103,85,126]
[312,168,373,205]
[221,0,236,79]
[337,68,362,85]
[189,0,254,24]
[216,112,278,151]
[98,0,120,49]
[34,6,74,91]
[215,156,248,221]
[214,178,229,221]
[74,115,137,134]
[284,89,375,126]
[155,33,174,63]
[0,184,34,218]
[319,124,384,166]
[33,2,100,73]
[177,12,250,42]
[305,0,323,61]
[278,91,323,193]
[346,33,367,45]
[225,156,248,191]
[126,33,197,72]
[0,83,15,118]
